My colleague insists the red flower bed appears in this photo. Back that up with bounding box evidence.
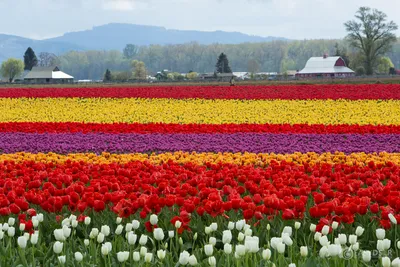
[1,122,400,134]
[0,160,399,228]
[2,84,400,99]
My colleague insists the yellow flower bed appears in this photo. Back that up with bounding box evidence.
[1,151,400,167]
[0,98,399,125]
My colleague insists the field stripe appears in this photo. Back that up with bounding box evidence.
[1,84,400,99]
[1,98,400,125]
[1,133,400,154]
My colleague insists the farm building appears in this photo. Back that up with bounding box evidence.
[24,66,74,83]
[296,55,355,78]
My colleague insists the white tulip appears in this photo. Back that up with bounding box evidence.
[132,220,140,230]
[125,223,133,232]
[209,237,217,246]
[150,214,158,225]
[101,225,110,236]
[23,233,29,239]
[352,242,360,251]
[262,248,272,260]
[224,243,232,254]
[244,228,252,236]
[63,225,71,238]
[228,222,235,230]
[319,246,329,258]
[382,256,391,267]
[7,227,15,237]
[349,234,357,245]
[115,225,123,235]
[376,228,385,240]
[204,226,211,235]
[58,256,66,264]
[101,244,110,255]
[105,242,112,252]
[389,214,398,225]
[355,226,365,236]
[179,237,183,246]
[338,234,347,245]
[175,220,182,229]
[383,239,391,250]
[193,233,198,241]
[8,218,15,226]
[61,218,70,227]
[282,226,293,237]
[331,221,339,230]
[327,244,342,257]
[32,218,39,228]
[140,246,148,256]
[17,236,28,249]
[133,251,140,262]
[2,223,9,231]
[236,220,245,231]
[54,229,65,241]
[189,255,198,266]
[235,232,244,243]
[157,249,166,260]
[37,213,44,222]
[309,223,316,232]
[397,240,400,249]
[115,217,122,224]
[208,256,216,266]
[222,230,232,244]
[97,233,105,243]
[243,224,251,232]
[321,225,330,235]
[300,246,308,257]
[377,240,385,251]
[314,232,322,242]
[75,252,83,262]
[319,236,329,247]
[295,222,301,230]
[71,220,78,228]
[84,239,90,246]
[179,251,190,265]
[144,253,153,263]
[19,223,25,232]
[392,257,400,267]
[362,250,371,262]
[89,228,99,239]
[169,231,175,238]
[0,230,5,240]
[117,251,129,262]
[245,236,259,253]
[277,242,285,254]
[84,217,91,225]
[204,244,213,256]
[282,233,293,246]
[30,233,39,245]
[154,228,165,241]
[267,224,271,231]
[236,244,246,256]
[270,237,283,249]
[53,241,63,254]
[289,264,296,267]
[139,234,148,245]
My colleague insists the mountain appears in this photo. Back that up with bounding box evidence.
[47,23,289,50]
[0,23,288,63]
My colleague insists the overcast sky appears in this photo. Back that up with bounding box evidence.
[1,0,399,40]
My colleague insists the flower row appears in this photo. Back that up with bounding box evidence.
[2,122,400,134]
[1,84,400,99]
[1,98,400,125]
[1,132,400,154]
[0,159,399,227]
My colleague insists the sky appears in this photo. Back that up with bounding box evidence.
[0,0,400,40]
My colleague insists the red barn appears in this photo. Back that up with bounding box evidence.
[296,55,355,78]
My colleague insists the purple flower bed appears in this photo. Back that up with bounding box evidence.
[0,133,399,154]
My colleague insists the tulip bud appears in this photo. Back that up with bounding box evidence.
[262,248,271,260]
[236,244,246,256]
[53,241,63,254]
[75,252,83,262]
[101,244,110,255]
[115,225,123,235]
[157,249,166,260]
[244,229,252,236]
[188,254,198,266]
[383,239,391,250]
[327,244,342,257]
[338,234,347,245]
[376,228,385,240]
[228,222,235,230]
[382,256,391,267]
[300,246,308,257]
[139,234,148,245]
[153,228,165,241]
[205,227,212,235]
[397,241,400,249]
[193,233,198,241]
[7,227,15,237]
[349,234,357,245]
[71,220,78,228]
[0,231,4,240]
[294,222,301,230]
[309,224,316,232]
[210,223,217,232]
[116,217,122,224]
[224,243,232,254]
[179,237,183,246]
[319,246,329,258]
[222,230,232,244]
[117,251,129,263]
[132,220,140,230]
[236,220,245,231]
[144,253,153,263]
[362,250,371,262]
[2,223,9,231]
[19,223,25,232]
[30,233,39,245]
[282,226,293,237]
[175,221,182,229]
[204,244,213,256]
[208,256,216,266]
[97,233,105,243]
[133,251,140,262]
[288,264,296,267]
[84,239,90,246]
[32,218,39,228]
[140,246,148,256]
[319,236,329,247]
[238,232,245,242]
[389,214,398,225]
[101,225,110,237]
[277,242,285,254]
[282,233,293,246]
[63,225,71,238]
[209,237,217,246]
[58,256,66,264]
[243,224,251,232]
[169,230,174,238]
[150,214,158,225]
[37,213,44,222]
[331,221,339,230]
[352,242,359,251]
[392,258,400,267]
[321,225,330,235]
[17,236,28,249]
[89,228,99,239]
[8,218,15,226]
[84,217,91,225]
[355,226,364,236]
[179,251,190,265]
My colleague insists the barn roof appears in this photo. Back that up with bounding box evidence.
[298,56,354,74]
[24,66,74,79]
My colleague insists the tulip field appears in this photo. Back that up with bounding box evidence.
[1,84,400,266]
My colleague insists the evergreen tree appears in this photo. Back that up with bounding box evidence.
[103,69,112,82]
[23,47,38,71]
[215,53,232,73]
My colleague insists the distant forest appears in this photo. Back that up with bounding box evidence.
[56,40,400,80]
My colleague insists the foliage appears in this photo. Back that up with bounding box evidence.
[186,72,198,80]
[38,52,60,67]
[0,58,24,82]
[131,60,147,80]
[334,43,350,67]
[247,59,260,74]
[215,53,232,73]
[111,71,132,82]
[344,6,398,75]
[23,47,38,71]
[123,44,139,59]
[377,57,394,74]
[103,69,112,82]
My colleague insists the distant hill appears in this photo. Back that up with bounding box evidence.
[0,23,288,63]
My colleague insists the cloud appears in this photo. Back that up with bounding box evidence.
[101,0,136,11]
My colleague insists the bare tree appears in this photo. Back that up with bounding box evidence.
[38,52,60,67]
[344,7,398,75]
